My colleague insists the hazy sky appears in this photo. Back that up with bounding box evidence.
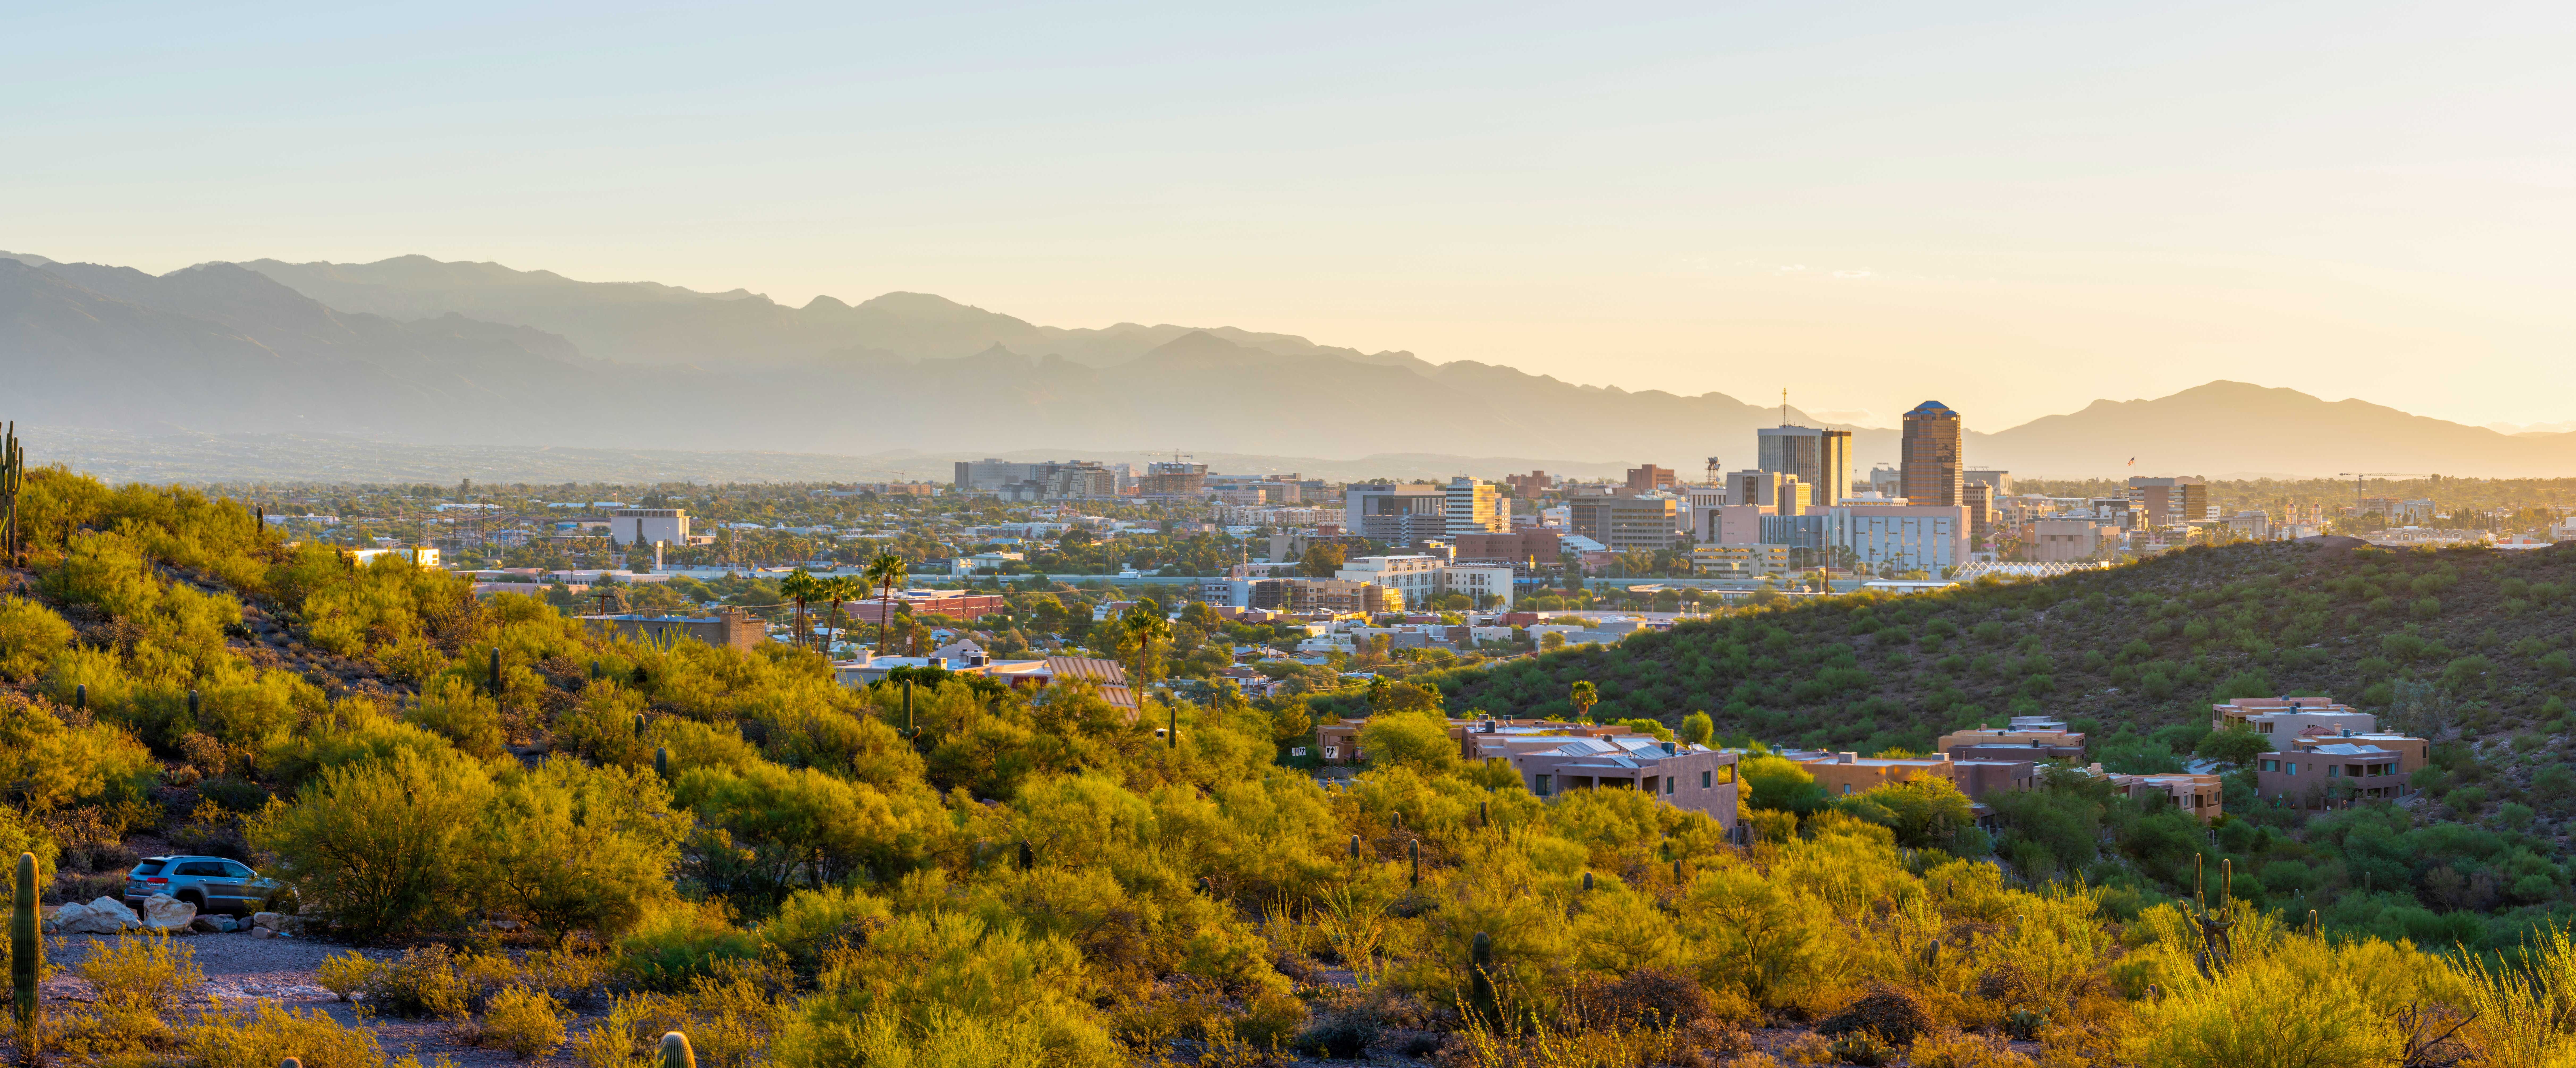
[8,0,2573,431]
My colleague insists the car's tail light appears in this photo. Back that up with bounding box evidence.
[146,877,169,884]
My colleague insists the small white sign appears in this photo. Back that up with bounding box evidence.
[1290,747,1308,757]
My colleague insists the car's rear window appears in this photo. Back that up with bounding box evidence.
[131,861,165,876]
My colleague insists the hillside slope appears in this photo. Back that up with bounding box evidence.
[1438,541,2576,791]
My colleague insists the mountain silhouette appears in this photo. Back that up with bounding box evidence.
[6,252,2571,478]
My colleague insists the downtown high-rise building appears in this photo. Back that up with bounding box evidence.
[1755,426,1850,507]
[1900,401,1963,507]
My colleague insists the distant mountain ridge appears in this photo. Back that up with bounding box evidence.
[5,250,2572,478]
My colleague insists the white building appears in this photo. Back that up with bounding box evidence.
[1334,554,1517,610]
[1825,504,1969,575]
[610,508,691,548]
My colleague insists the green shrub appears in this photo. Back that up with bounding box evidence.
[477,985,569,1058]
[0,595,74,681]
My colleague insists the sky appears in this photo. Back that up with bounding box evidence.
[7,0,2574,432]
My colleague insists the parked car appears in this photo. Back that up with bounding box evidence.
[125,856,282,916]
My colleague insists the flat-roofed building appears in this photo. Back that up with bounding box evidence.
[579,607,765,652]
[2254,741,2415,807]
[2211,696,2376,750]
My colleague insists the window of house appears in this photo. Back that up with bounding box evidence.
[1665,777,1675,795]
[2287,763,2298,775]
[2261,759,2278,772]
[1841,784,1853,795]
[1535,775,1552,796]
[2328,765,2341,778]
[1701,771,1711,789]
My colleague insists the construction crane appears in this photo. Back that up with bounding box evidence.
[2335,473,2435,510]
[1706,456,1724,487]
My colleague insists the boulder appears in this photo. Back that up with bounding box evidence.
[141,894,198,933]
[53,897,137,936]
[189,916,226,934]
[250,911,287,932]
[250,926,277,940]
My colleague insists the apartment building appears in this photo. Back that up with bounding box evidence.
[1444,476,1507,536]
[2211,696,2377,749]
[2254,740,2414,806]
[1937,723,2087,759]
[1334,555,1516,610]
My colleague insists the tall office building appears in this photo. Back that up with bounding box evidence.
[1443,476,1506,537]
[2126,476,2209,529]
[1346,482,1449,545]
[1756,426,1850,507]
[1899,401,1963,508]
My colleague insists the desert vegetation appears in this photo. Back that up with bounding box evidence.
[2,467,2574,1066]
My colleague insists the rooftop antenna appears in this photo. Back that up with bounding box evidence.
[1782,388,1789,427]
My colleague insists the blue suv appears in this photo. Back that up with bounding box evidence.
[126,856,281,917]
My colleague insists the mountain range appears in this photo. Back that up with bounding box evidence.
[6,250,2573,480]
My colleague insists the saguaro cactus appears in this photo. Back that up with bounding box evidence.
[659,1032,696,1068]
[1468,931,1496,1026]
[13,851,40,1055]
[1409,840,1420,888]
[654,747,670,779]
[1017,841,1034,871]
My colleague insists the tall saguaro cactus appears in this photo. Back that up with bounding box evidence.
[12,851,40,1058]
[658,1032,696,1068]
[1,421,23,567]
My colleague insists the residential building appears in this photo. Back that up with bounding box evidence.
[607,508,691,548]
[1899,401,1964,507]
[1313,718,1739,824]
[1825,504,1970,574]
[1937,724,2087,759]
[1756,425,1851,507]
[2029,517,2120,562]
[1625,465,1680,495]
[2254,742,2413,807]
[1444,476,1507,537]
[578,607,765,652]
[2126,476,2208,529]
[1346,482,1449,545]
[1796,751,1961,798]
[2210,696,2375,749]
[1571,496,1683,552]
[2288,731,2428,774]
[2128,772,2225,822]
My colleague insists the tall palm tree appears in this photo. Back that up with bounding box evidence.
[1121,600,1172,683]
[778,568,823,651]
[863,553,908,655]
[819,574,864,656]
[1570,680,1598,722]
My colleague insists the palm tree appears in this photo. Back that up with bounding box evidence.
[1121,600,1172,683]
[778,568,823,651]
[1570,680,1598,722]
[819,575,864,656]
[863,553,908,655]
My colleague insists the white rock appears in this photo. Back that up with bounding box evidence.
[88,896,139,923]
[249,926,277,940]
[250,911,287,931]
[141,893,197,933]
[53,899,134,935]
